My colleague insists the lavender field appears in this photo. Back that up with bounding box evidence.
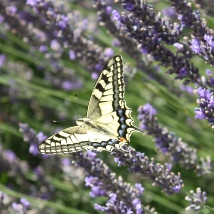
[0,0,213,213]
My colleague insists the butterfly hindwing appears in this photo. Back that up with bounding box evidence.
[39,126,89,154]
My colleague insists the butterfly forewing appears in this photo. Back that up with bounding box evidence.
[87,55,125,118]
[39,55,142,154]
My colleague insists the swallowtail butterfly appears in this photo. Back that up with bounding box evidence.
[39,55,142,154]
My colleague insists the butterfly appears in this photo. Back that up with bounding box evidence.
[39,55,142,154]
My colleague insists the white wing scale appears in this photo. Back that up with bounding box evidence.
[39,55,142,154]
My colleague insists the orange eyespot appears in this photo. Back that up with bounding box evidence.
[119,137,125,142]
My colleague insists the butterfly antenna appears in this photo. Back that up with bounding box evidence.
[75,94,78,118]
[50,120,67,123]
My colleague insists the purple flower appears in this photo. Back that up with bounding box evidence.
[50,40,61,51]
[204,34,214,48]
[135,183,144,195]
[185,188,207,211]
[0,54,6,67]
[195,108,206,119]
[58,15,68,29]
[20,198,30,209]
[90,185,106,198]
[7,5,17,15]
[69,50,76,60]
[91,72,99,79]
[37,132,47,142]
[38,45,48,53]
[12,203,23,212]
[85,150,97,160]
[109,193,117,202]
[195,87,214,126]
[85,176,98,187]
[94,203,107,212]
[26,0,37,6]
[141,48,148,54]
[104,48,114,57]
[0,16,3,25]
[112,10,120,21]
[179,85,194,94]
[132,198,140,206]
[105,6,112,14]
[61,158,71,166]
[173,185,181,193]
[136,204,142,214]
[196,87,212,100]
[61,80,73,91]
[95,63,103,71]
[123,3,134,11]
[173,43,183,51]
[162,7,177,18]
[178,67,188,78]
[206,69,212,76]
[29,144,39,155]
[112,39,120,47]
[190,39,201,54]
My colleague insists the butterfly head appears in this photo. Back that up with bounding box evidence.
[76,118,89,127]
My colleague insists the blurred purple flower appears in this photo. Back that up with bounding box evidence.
[61,80,82,91]
[58,15,68,29]
[179,85,194,95]
[61,158,71,166]
[91,72,99,79]
[69,50,76,60]
[105,6,112,14]
[162,7,177,18]
[173,43,183,51]
[0,54,6,67]
[123,3,134,11]
[12,203,23,212]
[4,150,16,162]
[173,185,181,193]
[0,15,4,23]
[178,67,188,78]
[135,183,144,195]
[195,87,214,127]
[20,198,30,209]
[7,5,17,15]
[50,39,61,51]
[19,123,47,156]
[112,10,120,21]
[104,48,114,58]
[204,34,214,48]
[190,39,201,54]
[185,188,207,211]
[206,69,212,76]
[90,185,106,198]
[26,0,37,7]
[112,39,120,46]
[95,63,103,71]
[38,45,48,53]
[61,80,73,91]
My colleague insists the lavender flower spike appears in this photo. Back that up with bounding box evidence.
[111,146,183,195]
[138,103,211,176]
[185,188,208,211]
[195,87,214,128]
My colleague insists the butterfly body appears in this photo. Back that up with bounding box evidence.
[39,55,142,154]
